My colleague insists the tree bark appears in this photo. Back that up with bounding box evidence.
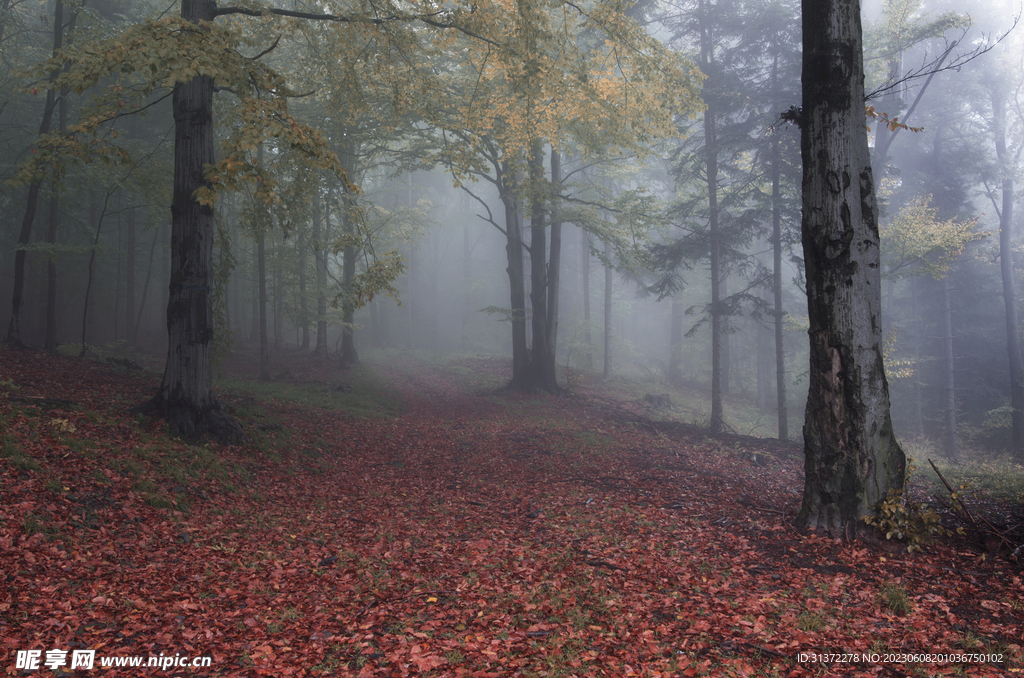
[133,0,245,442]
[797,0,905,537]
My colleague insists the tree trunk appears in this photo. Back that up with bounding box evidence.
[133,0,245,442]
[699,1,724,433]
[940,274,958,459]
[797,0,905,537]
[772,124,788,440]
[125,197,136,350]
[992,88,1024,459]
[298,224,309,351]
[581,227,593,371]
[603,237,612,380]
[668,292,683,386]
[7,0,68,345]
[45,185,60,352]
[340,191,358,365]
[545,148,563,388]
[501,164,530,389]
[523,142,559,393]
[134,225,159,347]
[314,191,328,356]
[257,229,270,380]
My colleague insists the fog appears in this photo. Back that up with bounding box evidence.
[2,0,1023,459]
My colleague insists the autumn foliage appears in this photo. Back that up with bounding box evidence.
[1,345,1020,676]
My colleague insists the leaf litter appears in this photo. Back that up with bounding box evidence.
[1,345,1021,677]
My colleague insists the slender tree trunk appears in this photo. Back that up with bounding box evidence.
[524,141,559,392]
[581,227,593,371]
[603,237,612,380]
[699,1,724,433]
[340,191,358,365]
[298,225,309,351]
[545,148,562,388]
[910,278,924,438]
[668,292,683,385]
[797,0,905,536]
[80,191,108,356]
[8,0,70,345]
[125,197,136,349]
[941,274,958,459]
[314,191,328,355]
[45,185,60,352]
[992,88,1024,459]
[273,238,282,352]
[134,225,159,347]
[257,229,270,380]
[500,163,530,389]
[462,224,472,349]
[771,118,788,440]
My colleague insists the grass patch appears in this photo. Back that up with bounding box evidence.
[879,582,911,616]
[914,446,1024,502]
[795,611,826,632]
[1,433,40,472]
[216,362,403,420]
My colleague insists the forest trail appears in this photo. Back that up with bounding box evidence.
[1,345,1020,677]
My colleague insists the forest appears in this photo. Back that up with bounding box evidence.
[2,0,1024,675]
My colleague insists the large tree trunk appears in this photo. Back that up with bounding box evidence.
[992,88,1024,459]
[797,0,905,537]
[133,0,244,442]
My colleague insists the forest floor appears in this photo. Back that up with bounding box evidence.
[1,344,1022,677]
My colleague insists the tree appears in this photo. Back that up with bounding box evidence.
[23,0,474,438]
[988,82,1024,460]
[797,0,905,536]
[435,0,702,393]
[6,0,79,345]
